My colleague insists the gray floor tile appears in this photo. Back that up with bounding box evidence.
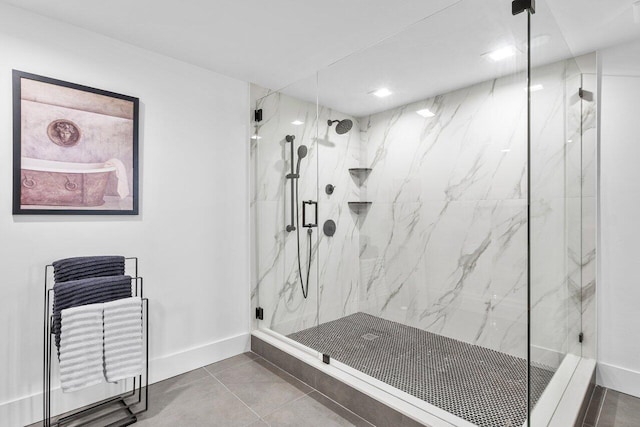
[316,372,404,427]
[148,367,212,395]
[597,389,640,427]
[215,358,312,417]
[262,391,373,427]
[583,385,605,427]
[204,352,260,375]
[136,377,259,426]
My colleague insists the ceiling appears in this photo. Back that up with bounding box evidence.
[2,0,640,116]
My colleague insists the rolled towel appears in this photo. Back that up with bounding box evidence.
[103,297,143,382]
[53,276,132,354]
[59,303,105,393]
[104,158,130,199]
[53,256,125,283]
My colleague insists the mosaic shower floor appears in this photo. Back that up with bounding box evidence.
[288,312,554,427]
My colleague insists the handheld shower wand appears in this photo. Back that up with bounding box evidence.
[284,135,313,299]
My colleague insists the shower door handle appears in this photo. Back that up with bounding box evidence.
[303,200,317,228]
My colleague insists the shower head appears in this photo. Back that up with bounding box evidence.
[328,119,353,135]
[295,145,308,174]
[297,145,308,159]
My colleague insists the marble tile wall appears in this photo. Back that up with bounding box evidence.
[251,83,361,336]
[358,71,529,359]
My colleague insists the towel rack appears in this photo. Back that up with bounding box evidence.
[42,257,149,427]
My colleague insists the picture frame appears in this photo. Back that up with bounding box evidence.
[12,70,139,215]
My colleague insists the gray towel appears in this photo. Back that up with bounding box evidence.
[59,303,105,392]
[53,256,125,283]
[103,297,143,382]
[53,275,132,353]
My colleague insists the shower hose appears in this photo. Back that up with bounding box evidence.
[294,178,312,299]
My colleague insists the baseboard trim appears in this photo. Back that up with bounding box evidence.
[1,332,250,427]
[597,362,640,398]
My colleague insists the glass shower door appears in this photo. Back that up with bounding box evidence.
[253,75,321,349]
[528,0,595,423]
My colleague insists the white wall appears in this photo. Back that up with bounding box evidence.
[598,38,640,397]
[0,4,250,426]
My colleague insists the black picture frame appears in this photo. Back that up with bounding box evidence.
[13,70,140,215]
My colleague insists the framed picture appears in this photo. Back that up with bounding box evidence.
[12,70,139,215]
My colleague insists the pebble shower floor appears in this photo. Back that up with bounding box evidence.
[288,312,554,427]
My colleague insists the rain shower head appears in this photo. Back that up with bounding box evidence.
[328,119,353,135]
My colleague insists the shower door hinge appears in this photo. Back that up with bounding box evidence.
[255,307,264,320]
[578,88,594,101]
[512,0,535,15]
[254,109,263,122]
[322,354,330,364]
[579,332,584,343]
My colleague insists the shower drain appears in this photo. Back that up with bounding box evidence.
[361,333,379,341]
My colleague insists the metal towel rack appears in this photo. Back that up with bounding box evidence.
[42,257,149,427]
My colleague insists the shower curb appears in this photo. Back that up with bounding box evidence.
[251,331,474,427]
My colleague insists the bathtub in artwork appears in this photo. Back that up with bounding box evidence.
[20,157,121,207]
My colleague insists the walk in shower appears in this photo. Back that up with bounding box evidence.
[251,1,596,426]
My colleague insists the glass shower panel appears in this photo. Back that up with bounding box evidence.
[529,0,590,422]
[304,1,530,426]
[253,75,321,347]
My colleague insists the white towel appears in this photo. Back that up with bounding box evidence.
[103,297,143,382]
[104,158,130,199]
[59,303,105,393]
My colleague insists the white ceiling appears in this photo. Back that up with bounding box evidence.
[2,0,640,116]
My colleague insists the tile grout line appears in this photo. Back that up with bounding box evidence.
[253,354,315,396]
[202,354,313,425]
[311,389,375,427]
[593,388,607,427]
[252,353,372,426]
[239,355,317,420]
[201,355,257,377]
[202,366,265,423]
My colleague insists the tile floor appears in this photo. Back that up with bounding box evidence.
[32,353,640,427]
[34,352,373,427]
[134,352,373,426]
[583,386,640,427]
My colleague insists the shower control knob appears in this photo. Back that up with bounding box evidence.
[325,184,336,195]
[323,220,336,237]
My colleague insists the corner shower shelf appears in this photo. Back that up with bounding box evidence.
[348,201,372,213]
[349,168,372,186]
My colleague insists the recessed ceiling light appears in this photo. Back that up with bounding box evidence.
[531,35,551,48]
[371,88,392,98]
[528,84,544,92]
[483,46,517,62]
[291,120,304,125]
[501,149,511,153]
[416,108,435,118]
[251,135,262,140]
